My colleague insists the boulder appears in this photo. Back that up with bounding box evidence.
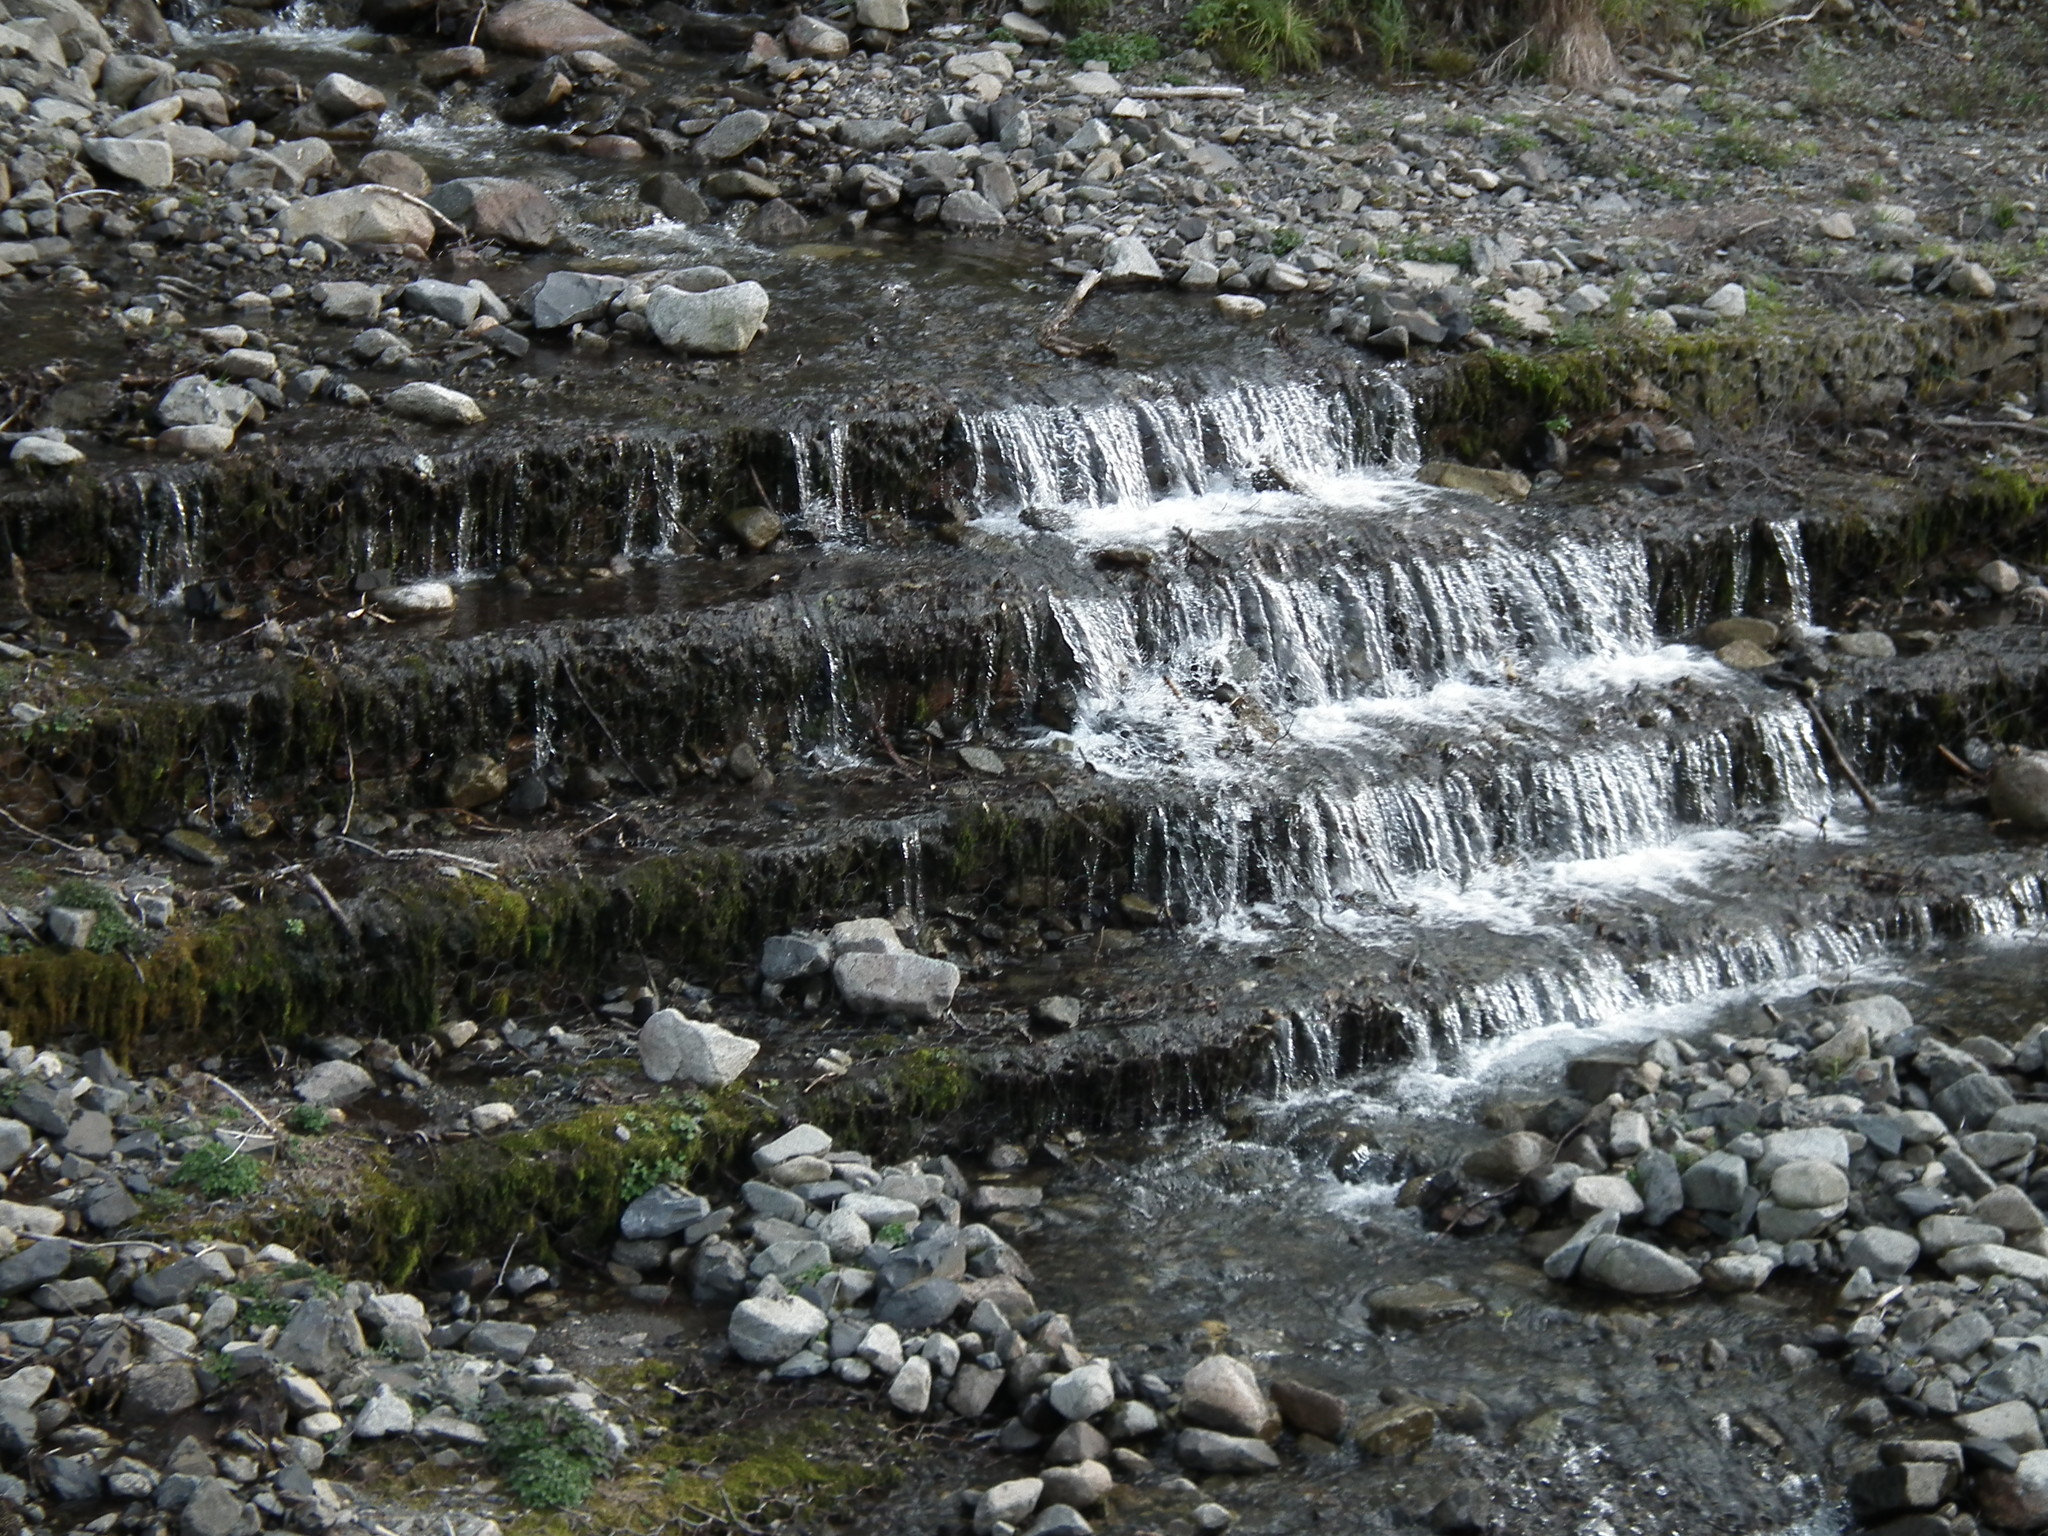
[83,136,173,188]
[157,377,252,430]
[1576,1234,1700,1296]
[313,72,385,117]
[1991,750,2048,833]
[784,13,848,57]
[528,270,625,329]
[1463,1131,1552,1183]
[296,1060,373,1107]
[280,186,436,249]
[637,1009,759,1086]
[728,1294,827,1363]
[485,0,645,55]
[1047,1360,1114,1421]
[356,150,431,197]
[428,177,560,249]
[693,109,771,162]
[1180,1355,1269,1437]
[644,280,771,355]
[832,951,960,1021]
[401,278,480,326]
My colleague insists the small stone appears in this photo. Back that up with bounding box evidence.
[1817,212,1857,240]
[976,1478,1043,1536]
[1353,1401,1436,1456]
[1948,261,1997,299]
[1181,1355,1269,1437]
[386,382,483,427]
[1701,282,1747,318]
[353,1383,414,1437]
[469,1102,517,1134]
[730,1294,827,1362]
[1048,1359,1115,1421]
[296,1060,373,1107]
[314,71,386,116]
[1830,630,1896,660]
[1177,1427,1280,1473]
[1034,996,1083,1031]
[888,1355,932,1414]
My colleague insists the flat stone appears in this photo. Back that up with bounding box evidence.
[1354,1401,1437,1456]
[1176,1427,1279,1474]
[730,1294,827,1362]
[279,186,435,249]
[1366,1282,1481,1328]
[1577,1234,1700,1296]
[1940,1243,2048,1286]
[694,109,771,162]
[529,270,626,330]
[485,0,645,55]
[832,951,960,1020]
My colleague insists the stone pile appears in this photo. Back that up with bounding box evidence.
[755,916,963,1023]
[1446,992,2048,1534]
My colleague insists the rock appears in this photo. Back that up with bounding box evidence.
[1981,559,2024,597]
[730,1294,827,1362]
[832,951,961,1021]
[312,282,385,324]
[11,436,84,470]
[1990,751,2048,832]
[1958,1400,2046,1450]
[84,135,173,188]
[371,582,458,615]
[1939,1243,2048,1285]
[1353,1401,1437,1456]
[1048,1360,1115,1421]
[1025,1508,1092,1536]
[280,186,436,250]
[762,933,832,984]
[1569,1175,1645,1220]
[119,1362,199,1419]
[642,172,710,223]
[644,281,771,355]
[296,1060,373,1107]
[1949,261,1998,299]
[1177,1427,1279,1474]
[1756,1128,1848,1177]
[1034,995,1083,1031]
[314,72,385,116]
[464,1320,538,1363]
[754,1125,832,1169]
[1041,1460,1111,1509]
[1772,1159,1850,1209]
[784,13,848,57]
[469,1102,517,1133]
[0,1121,31,1172]
[1702,617,1780,649]
[353,1384,414,1438]
[744,199,808,243]
[1849,1461,1957,1519]
[1417,462,1531,503]
[386,382,483,427]
[1464,1131,1553,1183]
[694,109,772,162]
[1936,1070,2015,1129]
[401,278,482,327]
[976,1479,1043,1536]
[529,271,626,330]
[1181,1355,1269,1437]
[622,1186,710,1241]
[445,754,508,809]
[1979,1449,2048,1531]
[941,189,1006,233]
[727,506,783,553]
[46,906,96,949]
[1101,237,1162,282]
[1577,1234,1700,1296]
[158,377,252,431]
[428,177,559,249]
[1264,1379,1344,1440]
[1842,1226,1920,1277]
[637,1010,760,1086]
[887,1355,932,1414]
[1702,282,1747,319]
[1975,1185,2047,1235]
[1831,629,1896,659]
[1716,639,1774,670]
[180,1479,247,1536]
[1817,212,1857,239]
[1702,1252,1776,1292]
[274,1297,365,1377]
[485,0,645,55]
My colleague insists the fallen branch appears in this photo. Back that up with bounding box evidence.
[1039,269,1115,362]
[1931,417,2048,440]
[203,1073,281,1136]
[1710,3,1824,55]
[1938,744,1987,782]
[1126,84,1244,99]
[1803,695,1881,816]
[299,869,360,948]
[0,803,88,854]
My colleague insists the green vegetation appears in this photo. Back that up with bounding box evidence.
[1063,29,1161,70]
[286,1102,330,1135]
[488,1403,616,1510]
[1271,227,1304,256]
[616,1106,705,1203]
[50,879,137,955]
[875,1221,909,1246]
[1187,0,1322,79]
[1708,120,1806,171]
[170,1142,265,1200]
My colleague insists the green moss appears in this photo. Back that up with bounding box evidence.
[281,1093,774,1283]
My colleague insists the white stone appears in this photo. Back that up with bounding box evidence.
[469,1102,517,1133]
[638,1010,761,1087]
[353,1384,414,1438]
[386,382,483,427]
[1047,1359,1114,1421]
[887,1354,932,1414]
[1702,282,1747,319]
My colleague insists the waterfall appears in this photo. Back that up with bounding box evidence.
[791,424,851,540]
[958,379,1414,516]
[1768,519,1813,626]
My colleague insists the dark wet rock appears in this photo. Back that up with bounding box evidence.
[1366,1282,1481,1328]
[0,1240,70,1296]
[1270,1379,1347,1440]
[1353,1401,1437,1456]
[529,271,624,329]
[642,172,710,224]
[694,109,772,163]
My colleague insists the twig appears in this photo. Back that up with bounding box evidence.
[203,1073,281,1135]
[1039,269,1115,362]
[560,662,633,769]
[466,0,487,44]
[1931,417,2048,440]
[0,804,88,854]
[1938,744,1987,781]
[1710,3,1823,55]
[1803,696,1881,816]
[300,869,360,948]
[485,1233,523,1302]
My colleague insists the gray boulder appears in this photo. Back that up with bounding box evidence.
[620,1185,711,1241]
[1576,1234,1700,1296]
[157,377,252,431]
[273,1296,365,1378]
[296,1060,373,1107]
[1176,1428,1279,1474]
[729,1294,827,1363]
[694,109,771,162]
[401,278,482,327]
[427,177,560,249]
[529,270,626,329]
[832,951,960,1021]
[1180,1354,1268,1437]
[386,382,483,427]
[644,281,771,355]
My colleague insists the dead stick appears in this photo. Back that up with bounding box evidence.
[1039,269,1115,362]
[202,1073,281,1135]
[1803,696,1881,816]
[0,804,88,854]
[300,870,360,948]
[1938,744,1986,781]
